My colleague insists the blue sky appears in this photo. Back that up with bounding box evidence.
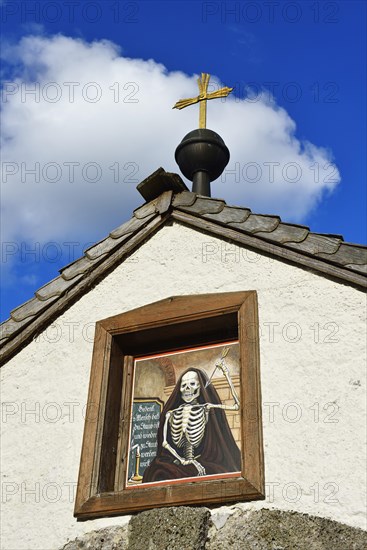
[1,0,366,322]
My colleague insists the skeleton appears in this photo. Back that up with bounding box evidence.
[162,348,240,476]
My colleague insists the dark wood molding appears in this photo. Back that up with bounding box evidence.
[74,291,264,518]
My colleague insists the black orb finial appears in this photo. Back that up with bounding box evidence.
[175,129,230,197]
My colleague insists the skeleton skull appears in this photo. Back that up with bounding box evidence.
[180,371,200,403]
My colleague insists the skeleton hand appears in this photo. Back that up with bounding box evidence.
[192,460,206,476]
[216,361,229,375]
[180,459,206,476]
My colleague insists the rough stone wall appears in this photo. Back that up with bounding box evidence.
[1,223,366,549]
[61,508,367,550]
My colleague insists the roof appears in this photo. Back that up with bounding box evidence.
[1,167,366,365]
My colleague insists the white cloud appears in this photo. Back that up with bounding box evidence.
[1,34,340,248]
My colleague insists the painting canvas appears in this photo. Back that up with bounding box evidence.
[126,340,241,488]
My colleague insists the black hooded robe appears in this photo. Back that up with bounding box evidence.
[143,368,241,482]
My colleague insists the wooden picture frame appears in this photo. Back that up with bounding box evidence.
[74,291,264,519]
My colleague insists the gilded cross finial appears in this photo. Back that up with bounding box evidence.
[173,73,233,129]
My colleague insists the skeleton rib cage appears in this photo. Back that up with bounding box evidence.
[169,404,207,459]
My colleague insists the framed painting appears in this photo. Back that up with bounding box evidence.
[126,341,241,488]
[74,291,264,519]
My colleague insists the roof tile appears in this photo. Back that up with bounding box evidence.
[256,223,309,244]
[133,202,157,219]
[133,190,173,219]
[85,234,131,260]
[109,212,156,239]
[318,243,367,265]
[286,234,341,255]
[1,316,32,340]
[203,205,251,224]
[60,256,96,281]
[345,264,367,274]
[317,233,344,241]
[35,273,83,301]
[156,190,173,214]
[11,295,58,322]
[230,214,280,233]
[172,192,198,207]
[178,196,225,215]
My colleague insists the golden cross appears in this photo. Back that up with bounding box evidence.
[173,73,233,129]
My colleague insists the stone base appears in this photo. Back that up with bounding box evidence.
[207,508,367,550]
[129,507,210,550]
[61,508,367,550]
[62,525,128,550]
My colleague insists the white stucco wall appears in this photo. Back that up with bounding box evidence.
[1,222,366,549]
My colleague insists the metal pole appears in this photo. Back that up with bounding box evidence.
[192,171,211,197]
